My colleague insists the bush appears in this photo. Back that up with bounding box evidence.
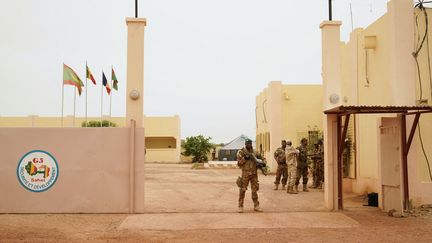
[81,120,117,127]
[181,135,214,163]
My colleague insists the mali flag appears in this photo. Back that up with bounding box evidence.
[102,72,111,95]
[63,64,84,95]
[111,68,118,91]
[86,65,96,85]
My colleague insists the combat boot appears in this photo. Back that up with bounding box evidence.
[294,185,299,193]
[281,185,286,190]
[273,184,279,190]
[254,206,263,212]
[287,186,298,194]
[238,207,243,213]
[303,184,309,192]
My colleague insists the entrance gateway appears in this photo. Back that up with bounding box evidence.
[324,105,432,210]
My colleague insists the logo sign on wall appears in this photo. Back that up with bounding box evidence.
[17,150,59,192]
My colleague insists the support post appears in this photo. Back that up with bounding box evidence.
[406,113,420,154]
[337,115,343,209]
[400,114,409,210]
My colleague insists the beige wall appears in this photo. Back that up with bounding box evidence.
[0,115,182,163]
[256,81,323,171]
[0,127,145,213]
[329,0,432,207]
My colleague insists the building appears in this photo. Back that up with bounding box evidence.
[321,0,432,211]
[218,135,254,161]
[0,115,181,163]
[255,81,323,172]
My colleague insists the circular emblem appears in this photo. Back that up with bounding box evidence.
[16,150,59,192]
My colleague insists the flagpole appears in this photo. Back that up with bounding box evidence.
[101,71,104,127]
[61,63,64,127]
[109,65,113,125]
[85,61,88,126]
[73,87,76,127]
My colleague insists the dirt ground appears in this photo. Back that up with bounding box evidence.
[1,163,432,242]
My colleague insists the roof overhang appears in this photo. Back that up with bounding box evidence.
[324,105,432,116]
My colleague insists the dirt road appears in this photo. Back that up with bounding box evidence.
[1,164,431,242]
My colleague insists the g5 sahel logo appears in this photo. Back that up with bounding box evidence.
[17,150,59,192]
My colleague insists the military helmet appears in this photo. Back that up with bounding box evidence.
[245,139,253,144]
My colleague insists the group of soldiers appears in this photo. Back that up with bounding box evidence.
[273,138,324,194]
[236,138,323,213]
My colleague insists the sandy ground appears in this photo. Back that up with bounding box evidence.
[1,163,432,242]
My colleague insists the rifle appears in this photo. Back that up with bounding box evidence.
[250,154,268,176]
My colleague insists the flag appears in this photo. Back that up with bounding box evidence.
[102,72,111,95]
[63,64,84,95]
[111,68,118,91]
[86,65,96,85]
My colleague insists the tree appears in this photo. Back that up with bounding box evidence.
[181,135,214,163]
[81,120,117,127]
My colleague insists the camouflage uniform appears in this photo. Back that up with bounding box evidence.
[285,145,298,188]
[310,146,320,188]
[273,147,288,187]
[237,147,261,209]
[295,145,309,187]
[315,145,324,189]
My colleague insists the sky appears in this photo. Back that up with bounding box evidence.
[0,0,391,143]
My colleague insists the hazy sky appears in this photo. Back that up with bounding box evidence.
[0,0,390,143]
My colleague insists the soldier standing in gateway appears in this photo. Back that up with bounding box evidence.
[295,138,309,192]
[237,139,263,213]
[273,140,288,190]
[286,140,299,194]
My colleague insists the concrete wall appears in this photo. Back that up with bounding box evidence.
[256,81,323,171]
[0,115,181,163]
[0,127,145,213]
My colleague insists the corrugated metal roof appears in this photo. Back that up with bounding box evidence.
[324,105,432,114]
[221,134,255,150]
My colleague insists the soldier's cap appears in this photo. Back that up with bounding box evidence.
[245,139,253,144]
[286,140,292,145]
[301,138,308,143]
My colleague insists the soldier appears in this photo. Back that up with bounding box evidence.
[315,139,324,189]
[237,139,263,213]
[295,138,309,192]
[273,140,288,190]
[285,140,299,194]
[310,142,320,189]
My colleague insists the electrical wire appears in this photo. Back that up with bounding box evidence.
[413,0,432,181]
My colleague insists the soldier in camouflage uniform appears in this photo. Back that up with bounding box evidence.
[273,140,288,190]
[310,142,320,189]
[295,138,309,192]
[315,139,324,189]
[285,140,299,194]
[237,139,263,213]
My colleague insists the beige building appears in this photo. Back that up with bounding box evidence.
[321,0,432,211]
[255,81,323,172]
[0,115,181,163]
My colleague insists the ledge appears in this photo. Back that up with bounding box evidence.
[126,17,147,26]
[320,21,342,29]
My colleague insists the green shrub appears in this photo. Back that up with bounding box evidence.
[81,120,117,127]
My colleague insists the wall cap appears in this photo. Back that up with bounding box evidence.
[320,21,342,29]
[126,18,147,26]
